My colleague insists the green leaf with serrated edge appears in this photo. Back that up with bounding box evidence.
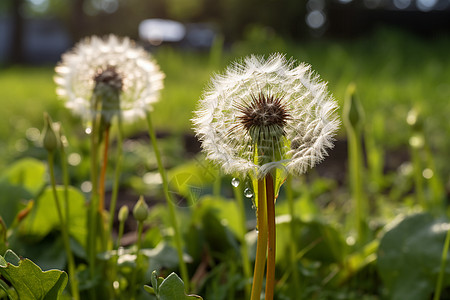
[0,251,67,300]
[158,272,202,300]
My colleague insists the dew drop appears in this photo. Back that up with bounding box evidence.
[85,127,92,135]
[231,177,240,187]
[244,188,253,198]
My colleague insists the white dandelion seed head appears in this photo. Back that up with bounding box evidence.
[192,53,340,178]
[54,34,165,124]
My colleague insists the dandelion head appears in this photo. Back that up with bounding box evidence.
[55,35,165,124]
[192,54,340,178]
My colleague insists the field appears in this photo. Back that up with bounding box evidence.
[0,28,449,299]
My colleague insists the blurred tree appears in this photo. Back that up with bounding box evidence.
[10,0,25,64]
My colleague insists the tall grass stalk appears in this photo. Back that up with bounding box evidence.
[108,117,124,249]
[98,125,111,213]
[433,227,450,300]
[130,218,145,300]
[285,175,300,296]
[47,151,80,300]
[343,83,368,245]
[59,132,70,224]
[87,110,101,295]
[145,112,190,291]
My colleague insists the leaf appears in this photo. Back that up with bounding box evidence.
[0,250,68,299]
[145,271,202,300]
[377,213,450,300]
[0,158,46,195]
[158,273,202,300]
[0,181,31,227]
[19,186,87,247]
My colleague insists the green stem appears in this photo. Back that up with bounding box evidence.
[286,175,300,295]
[348,128,366,245]
[99,125,110,213]
[88,114,100,292]
[60,142,70,224]
[48,152,80,300]
[130,221,144,300]
[250,179,267,300]
[146,113,190,291]
[232,183,251,298]
[265,174,276,300]
[410,145,425,208]
[108,118,124,249]
[433,227,450,300]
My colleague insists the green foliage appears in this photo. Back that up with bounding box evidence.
[0,249,67,299]
[377,213,450,300]
[19,186,87,247]
[145,271,202,300]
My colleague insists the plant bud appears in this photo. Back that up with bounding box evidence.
[133,196,149,222]
[42,113,59,152]
[118,205,129,223]
[343,83,365,131]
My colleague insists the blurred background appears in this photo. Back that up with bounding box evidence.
[1,0,450,64]
[0,3,450,298]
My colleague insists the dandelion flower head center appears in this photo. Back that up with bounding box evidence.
[94,65,123,94]
[237,92,290,137]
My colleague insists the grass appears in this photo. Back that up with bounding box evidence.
[0,27,449,299]
[0,27,449,172]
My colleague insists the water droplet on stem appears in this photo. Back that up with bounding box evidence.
[244,188,253,198]
[231,177,240,187]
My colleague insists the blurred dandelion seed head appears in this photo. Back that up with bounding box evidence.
[193,53,340,178]
[55,34,165,124]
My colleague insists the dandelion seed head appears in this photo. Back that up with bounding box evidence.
[54,34,165,124]
[193,54,340,178]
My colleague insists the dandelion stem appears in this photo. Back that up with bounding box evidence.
[433,227,450,300]
[250,178,267,300]
[146,112,190,291]
[47,152,80,300]
[99,125,111,212]
[108,118,124,249]
[265,174,276,300]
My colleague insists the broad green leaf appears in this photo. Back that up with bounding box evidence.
[377,213,450,300]
[275,216,346,265]
[0,181,31,227]
[195,196,243,239]
[19,186,87,247]
[158,273,202,300]
[0,250,68,300]
[0,158,46,195]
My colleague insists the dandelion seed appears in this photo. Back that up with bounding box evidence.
[192,54,340,178]
[55,35,165,124]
